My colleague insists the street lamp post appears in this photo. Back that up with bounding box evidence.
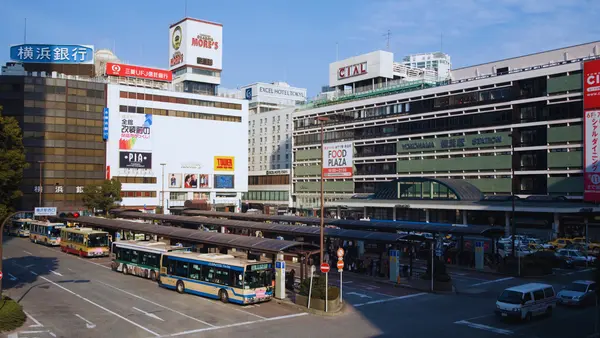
[508,133,516,259]
[160,163,166,214]
[38,160,44,208]
[316,116,329,265]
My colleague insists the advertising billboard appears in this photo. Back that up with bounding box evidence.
[119,151,152,169]
[169,18,222,71]
[323,142,354,178]
[584,110,600,201]
[106,62,172,82]
[584,59,600,110]
[10,44,94,64]
[119,113,153,151]
[215,175,234,189]
[214,156,235,171]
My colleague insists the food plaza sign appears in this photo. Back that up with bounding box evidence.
[338,62,367,80]
[323,142,353,178]
[10,44,94,64]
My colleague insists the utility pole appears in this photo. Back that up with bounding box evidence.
[316,116,329,264]
[38,160,44,208]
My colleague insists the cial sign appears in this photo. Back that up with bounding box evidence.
[105,62,172,82]
[34,207,57,216]
[322,141,354,178]
[338,62,367,80]
[584,59,600,110]
[119,151,152,169]
[10,44,94,64]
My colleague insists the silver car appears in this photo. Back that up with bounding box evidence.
[557,280,597,306]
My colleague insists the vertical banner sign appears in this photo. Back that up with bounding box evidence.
[322,141,354,178]
[584,59,600,110]
[584,110,600,202]
[102,108,109,140]
[106,165,111,180]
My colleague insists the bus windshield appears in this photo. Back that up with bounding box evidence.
[49,227,61,238]
[88,234,109,247]
[245,265,273,289]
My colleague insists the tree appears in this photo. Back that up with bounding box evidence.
[0,107,28,223]
[82,179,122,215]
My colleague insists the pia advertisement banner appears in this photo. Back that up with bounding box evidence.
[584,59,600,110]
[584,110,600,202]
[322,141,354,178]
[119,113,152,151]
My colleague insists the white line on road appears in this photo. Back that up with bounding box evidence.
[50,270,63,277]
[95,280,217,326]
[25,264,34,268]
[67,268,74,272]
[566,268,594,275]
[342,281,353,284]
[353,292,427,307]
[455,320,513,335]
[133,307,165,322]
[157,313,308,337]
[38,275,159,336]
[23,310,43,328]
[29,271,38,276]
[346,292,373,299]
[8,273,17,281]
[23,250,33,255]
[75,314,97,329]
[469,277,514,287]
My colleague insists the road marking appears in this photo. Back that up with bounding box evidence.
[23,250,32,255]
[462,313,496,322]
[37,275,159,336]
[133,307,165,322]
[50,270,63,277]
[342,281,353,284]
[346,292,372,299]
[469,277,514,287]
[67,268,74,272]
[95,280,217,326]
[38,244,111,269]
[30,271,38,276]
[49,332,57,337]
[25,264,34,268]
[455,320,513,335]
[8,273,18,281]
[157,313,308,337]
[23,310,43,328]
[75,314,96,329]
[353,292,427,307]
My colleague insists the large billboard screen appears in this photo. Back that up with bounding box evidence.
[322,141,354,178]
[169,18,222,71]
[584,59,600,110]
[119,113,153,151]
[10,44,94,64]
[584,110,600,201]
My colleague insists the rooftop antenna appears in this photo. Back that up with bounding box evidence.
[24,18,27,44]
[383,30,391,50]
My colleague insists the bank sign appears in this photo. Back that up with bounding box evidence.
[10,44,94,64]
[323,141,353,178]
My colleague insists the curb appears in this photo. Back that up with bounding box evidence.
[275,298,346,317]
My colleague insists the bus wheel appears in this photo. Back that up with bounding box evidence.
[123,265,129,275]
[150,270,157,282]
[176,280,185,294]
[219,289,229,303]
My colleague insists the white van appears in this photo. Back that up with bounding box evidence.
[495,283,557,320]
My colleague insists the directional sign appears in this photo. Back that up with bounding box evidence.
[337,260,344,272]
[34,207,57,216]
[320,262,330,273]
[337,248,345,258]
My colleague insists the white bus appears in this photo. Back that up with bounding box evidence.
[8,218,33,237]
[111,240,189,281]
[29,221,65,246]
[159,252,274,305]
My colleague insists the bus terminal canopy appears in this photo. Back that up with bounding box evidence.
[115,212,412,243]
[54,216,317,254]
[125,210,504,237]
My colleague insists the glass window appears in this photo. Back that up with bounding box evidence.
[533,289,545,301]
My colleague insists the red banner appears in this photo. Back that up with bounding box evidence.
[106,165,111,180]
[106,62,172,82]
[584,110,600,202]
[584,59,600,110]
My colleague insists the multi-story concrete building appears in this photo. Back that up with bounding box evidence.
[401,52,452,80]
[292,42,600,239]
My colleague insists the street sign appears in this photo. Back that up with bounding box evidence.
[337,260,344,271]
[337,248,345,258]
[34,207,57,216]
[0,271,3,280]
[320,262,330,273]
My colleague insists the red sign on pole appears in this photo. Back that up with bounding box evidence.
[320,263,330,273]
[337,260,344,271]
[0,271,3,280]
[584,59,600,110]
[106,62,173,82]
[336,248,345,258]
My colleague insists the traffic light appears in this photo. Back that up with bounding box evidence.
[73,212,80,218]
[59,212,67,218]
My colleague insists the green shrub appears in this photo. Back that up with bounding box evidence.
[0,297,26,333]
[298,276,340,300]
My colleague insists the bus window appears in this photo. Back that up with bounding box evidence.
[231,271,243,288]
[190,264,202,280]
[175,261,189,277]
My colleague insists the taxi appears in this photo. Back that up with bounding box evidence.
[547,238,573,249]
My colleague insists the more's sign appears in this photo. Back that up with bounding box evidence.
[323,142,353,178]
[584,59,600,110]
[119,151,152,169]
[34,207,57,216]
[338,62,367,80]
[10,44,94,64]
[584,110,600,202]
[106,62,172,82]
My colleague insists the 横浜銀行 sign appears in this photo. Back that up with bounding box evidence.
[10,44,94,64]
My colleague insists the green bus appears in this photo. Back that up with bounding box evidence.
[111,240,189,282]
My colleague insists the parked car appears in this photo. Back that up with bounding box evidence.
[556,249,597,266]
[557,280,597,306]
[548,238,573,249]
[572,238,600,252]
[498,243,533,258]
[495,283,557,320]
[527,250,574,269]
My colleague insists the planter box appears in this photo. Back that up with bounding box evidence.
[295,294,341,312]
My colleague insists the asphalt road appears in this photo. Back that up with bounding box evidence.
[2,236,598,338]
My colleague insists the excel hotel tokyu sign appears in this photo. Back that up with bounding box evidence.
[10,44,94,64]
[584,59,600,202]
[322,142,354,178]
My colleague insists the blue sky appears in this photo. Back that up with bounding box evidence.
[1,0,598,97]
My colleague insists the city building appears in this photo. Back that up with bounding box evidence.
[401,52,452,80]
[292,41,600,238]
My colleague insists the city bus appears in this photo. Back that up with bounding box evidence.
[111,240,189,281]
[60,227,110,257]
[8,218,33,237]
[159,252,274,305]
[29,221,65,246]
